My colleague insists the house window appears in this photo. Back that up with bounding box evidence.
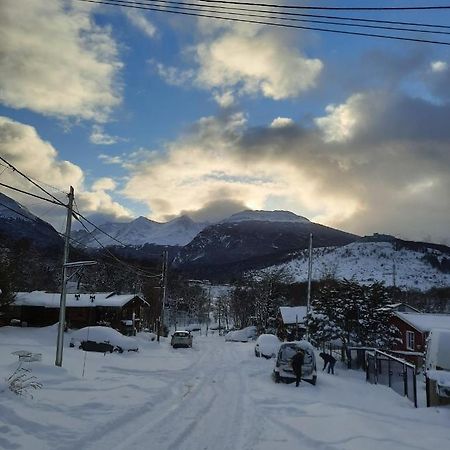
[406,331,415,350]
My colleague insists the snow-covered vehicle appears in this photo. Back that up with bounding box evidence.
[273,341,317,385]
[254,334,281,358]
[225,326,257,342]
[425,329,450,401]
[69,326,139,353]
[425,328,450,372]
[171,331,193,348]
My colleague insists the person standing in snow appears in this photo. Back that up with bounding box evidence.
[319,352,336,374]
[291,349,304,387]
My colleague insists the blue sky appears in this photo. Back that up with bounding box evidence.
[0,0,449,243]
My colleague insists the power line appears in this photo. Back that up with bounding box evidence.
[150,1,450,11]
[0,182,67,206]
[0,156,67,207]
[111,0,450,31]
[84,0,450,35]
[76,0,450,46]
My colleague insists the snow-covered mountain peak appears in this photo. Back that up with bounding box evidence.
[223,210,310,224]
[0,192,36,221]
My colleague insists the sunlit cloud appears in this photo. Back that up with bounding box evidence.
[0,117,132,224]
[0,0,122,122]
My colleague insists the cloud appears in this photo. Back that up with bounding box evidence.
[270,117,294,128]
[314,93,367,143]
[195,27,323,101]
[123,9,156,38]
[0,0,122,121]
[173,199,249,223]
[0,116,132,225]
[90,125,120,145]
[121,90,450,243]
[153,21,322,104]
[430,61,448,73]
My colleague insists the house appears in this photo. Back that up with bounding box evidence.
[8,291,150,332]
[390,311,450,366]
[277,306,307,340]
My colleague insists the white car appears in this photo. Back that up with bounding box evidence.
[171,331,193,348]
[225,326,257,342]
[70,326,139,353]
[273,340,317,385]
[254,334,281,359]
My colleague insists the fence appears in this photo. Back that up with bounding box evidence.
[366,350,417,407]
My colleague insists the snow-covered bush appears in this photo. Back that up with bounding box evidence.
[6,365,42,398]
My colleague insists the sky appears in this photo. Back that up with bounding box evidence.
[0,0,449,243]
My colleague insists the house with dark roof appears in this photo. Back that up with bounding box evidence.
[8,291,150,332]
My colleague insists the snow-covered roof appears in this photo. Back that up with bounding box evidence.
[14,291,148,308]
[279,306,307,325]
[395,312,450,333]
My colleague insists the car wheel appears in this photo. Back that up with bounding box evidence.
[274,372,281,383]
[311,375,317,386]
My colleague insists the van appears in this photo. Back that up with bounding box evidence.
[425,328,450,372]
[424,329,450,405]
[273,340,317,385]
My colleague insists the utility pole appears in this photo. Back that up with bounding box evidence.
[306,233,313,340]
[206,284,211,336]
[55,186,74,367]
[157,249,168,342]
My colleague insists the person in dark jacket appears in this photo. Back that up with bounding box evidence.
[291,349,305,387]
[319,352,336,374]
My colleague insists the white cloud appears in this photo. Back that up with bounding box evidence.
[0,0,122,121]
[270,117,294,128]
[124,9,156,38]
[152,62,195,86]
[98,154,124,165]
[0,117,132,223]
[213,91,235,108]
[194,28,323,101]
[430,61,448,73]
[315,93,366,143]
[90,125,120,145]
[92,177,117,192]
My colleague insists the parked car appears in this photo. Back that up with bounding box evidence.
[69,326,139,353]
[225,326,257,342]
[255,334,281,359]
[273,340,317,385]
[171,331,193,348]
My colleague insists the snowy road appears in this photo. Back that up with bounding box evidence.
[1,327,450,450]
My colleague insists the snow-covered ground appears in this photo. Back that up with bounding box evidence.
[1,325,450,450]
[273,242,450,291]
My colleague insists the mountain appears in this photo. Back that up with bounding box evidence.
[267,237,450,291]
[173,210,359,278]
[72,215,207,247]
[0,192,62,250]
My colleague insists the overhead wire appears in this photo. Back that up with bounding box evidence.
[0,156,68,207]
[95,0,450,35]
[0,182,67,206]
[75,0,450,46]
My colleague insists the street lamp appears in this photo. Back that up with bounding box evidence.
[55,260,97,367]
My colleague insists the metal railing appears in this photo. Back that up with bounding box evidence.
[366,350,417,407]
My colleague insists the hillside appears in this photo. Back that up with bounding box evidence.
[269,240,450,291]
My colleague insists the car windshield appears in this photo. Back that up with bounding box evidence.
[280,345,313,364]
[175,332,189,337]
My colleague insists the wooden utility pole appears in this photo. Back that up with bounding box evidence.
[55,186,74,367]
[306,233,313,340]
[157,250,168,342]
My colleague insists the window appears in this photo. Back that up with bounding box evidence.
[406,330,415,350]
